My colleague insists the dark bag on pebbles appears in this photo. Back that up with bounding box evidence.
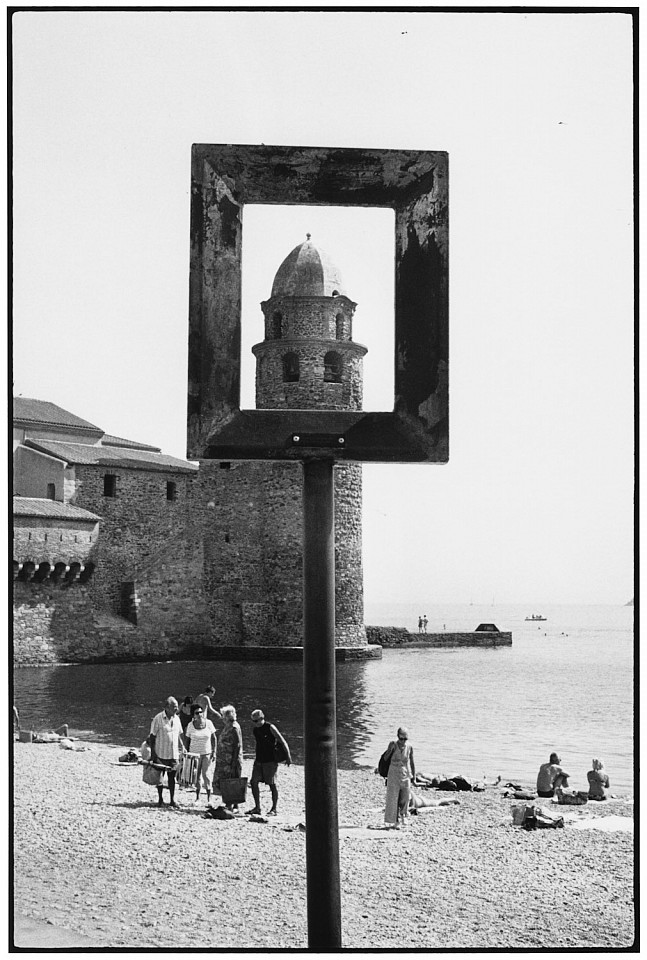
[437,779,459,791]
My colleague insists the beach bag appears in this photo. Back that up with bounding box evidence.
[273,738,290,764]
[437,779,459,791]
[142,763,162,786]
[451,776,473,792]
[378,747,393,779]
[220,777,248,805]
[519,803,564,830]
[205,805,235,820]
[557,789,588,806]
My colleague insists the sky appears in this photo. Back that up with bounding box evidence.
[11,10,634,606]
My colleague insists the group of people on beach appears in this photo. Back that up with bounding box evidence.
[146,687,291,815]
[378,732,613,830]
[536,752,611,801]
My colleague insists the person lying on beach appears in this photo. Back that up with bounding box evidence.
[536,753,570,798]
[409,784,460,813]
[587,758,610,800]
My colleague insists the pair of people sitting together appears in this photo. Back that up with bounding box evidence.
[537,753,610,801]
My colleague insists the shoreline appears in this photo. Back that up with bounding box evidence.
[13,740,635,950]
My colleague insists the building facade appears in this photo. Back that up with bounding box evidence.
[13,237,372,662]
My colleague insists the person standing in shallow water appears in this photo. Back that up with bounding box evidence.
[248,709,291,816]
[194,686,222,725]
[383,727,416,828]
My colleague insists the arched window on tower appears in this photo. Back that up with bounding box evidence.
[283,352,300,383]
[272,311,283,339]
[324,351,343,383]
[335,313,344,340]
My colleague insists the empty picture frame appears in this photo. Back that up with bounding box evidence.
[187,143,448,463]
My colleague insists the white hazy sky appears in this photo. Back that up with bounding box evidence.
[11,10,634,605]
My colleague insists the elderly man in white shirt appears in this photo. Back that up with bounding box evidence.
[150,697,184,807]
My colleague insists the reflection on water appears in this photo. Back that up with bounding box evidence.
[13,605,634,794]
[13,659,375,772]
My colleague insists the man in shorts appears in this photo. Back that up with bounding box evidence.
[536,752,570,798]
[150,697,184,807]
[247,709,291,816]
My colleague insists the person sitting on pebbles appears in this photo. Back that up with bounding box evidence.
[587,758,611,800]
[536,752,570,798]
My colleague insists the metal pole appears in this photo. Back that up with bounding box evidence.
[302,458,342,949]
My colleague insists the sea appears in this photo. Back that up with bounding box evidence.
[12,603,635,795]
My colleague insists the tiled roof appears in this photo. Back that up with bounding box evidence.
[23,439,198,474]
[101,434,162,452]
[13,397,103,433]
[13,497,101,521]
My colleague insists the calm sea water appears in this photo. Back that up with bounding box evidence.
[13,604,634,794]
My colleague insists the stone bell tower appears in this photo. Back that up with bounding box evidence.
[199,236,368,649]
[253,234,367,412]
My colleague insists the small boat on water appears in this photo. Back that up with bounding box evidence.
[525,614,547,622]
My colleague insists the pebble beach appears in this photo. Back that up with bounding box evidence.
[13,741,635,950]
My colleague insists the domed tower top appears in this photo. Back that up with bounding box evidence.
[271,235,347,298]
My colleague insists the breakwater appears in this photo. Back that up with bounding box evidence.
[365,626,512,647]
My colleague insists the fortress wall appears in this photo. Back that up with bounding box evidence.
[196,459,366,647]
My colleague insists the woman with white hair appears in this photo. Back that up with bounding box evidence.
[587,758,610,800]
[213,704,244,810]
[383,727,416,828]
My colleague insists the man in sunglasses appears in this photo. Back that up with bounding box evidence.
[247,709,291,816]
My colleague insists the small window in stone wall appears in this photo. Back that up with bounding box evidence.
[272,311,283,339]
[166,481,177,501]
[283,352,300,383]
[335,314,344,340]
[324,351,343,383]
[47,482,56,500]
[103,474,117,497]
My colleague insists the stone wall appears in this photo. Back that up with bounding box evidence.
[13,581,212,665]
[366,626,512,648]
[196,460,366,647]
[13,516,99,564]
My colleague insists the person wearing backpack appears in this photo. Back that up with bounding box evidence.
[383,727,416,828]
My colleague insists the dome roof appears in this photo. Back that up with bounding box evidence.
[271,235,346,298]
